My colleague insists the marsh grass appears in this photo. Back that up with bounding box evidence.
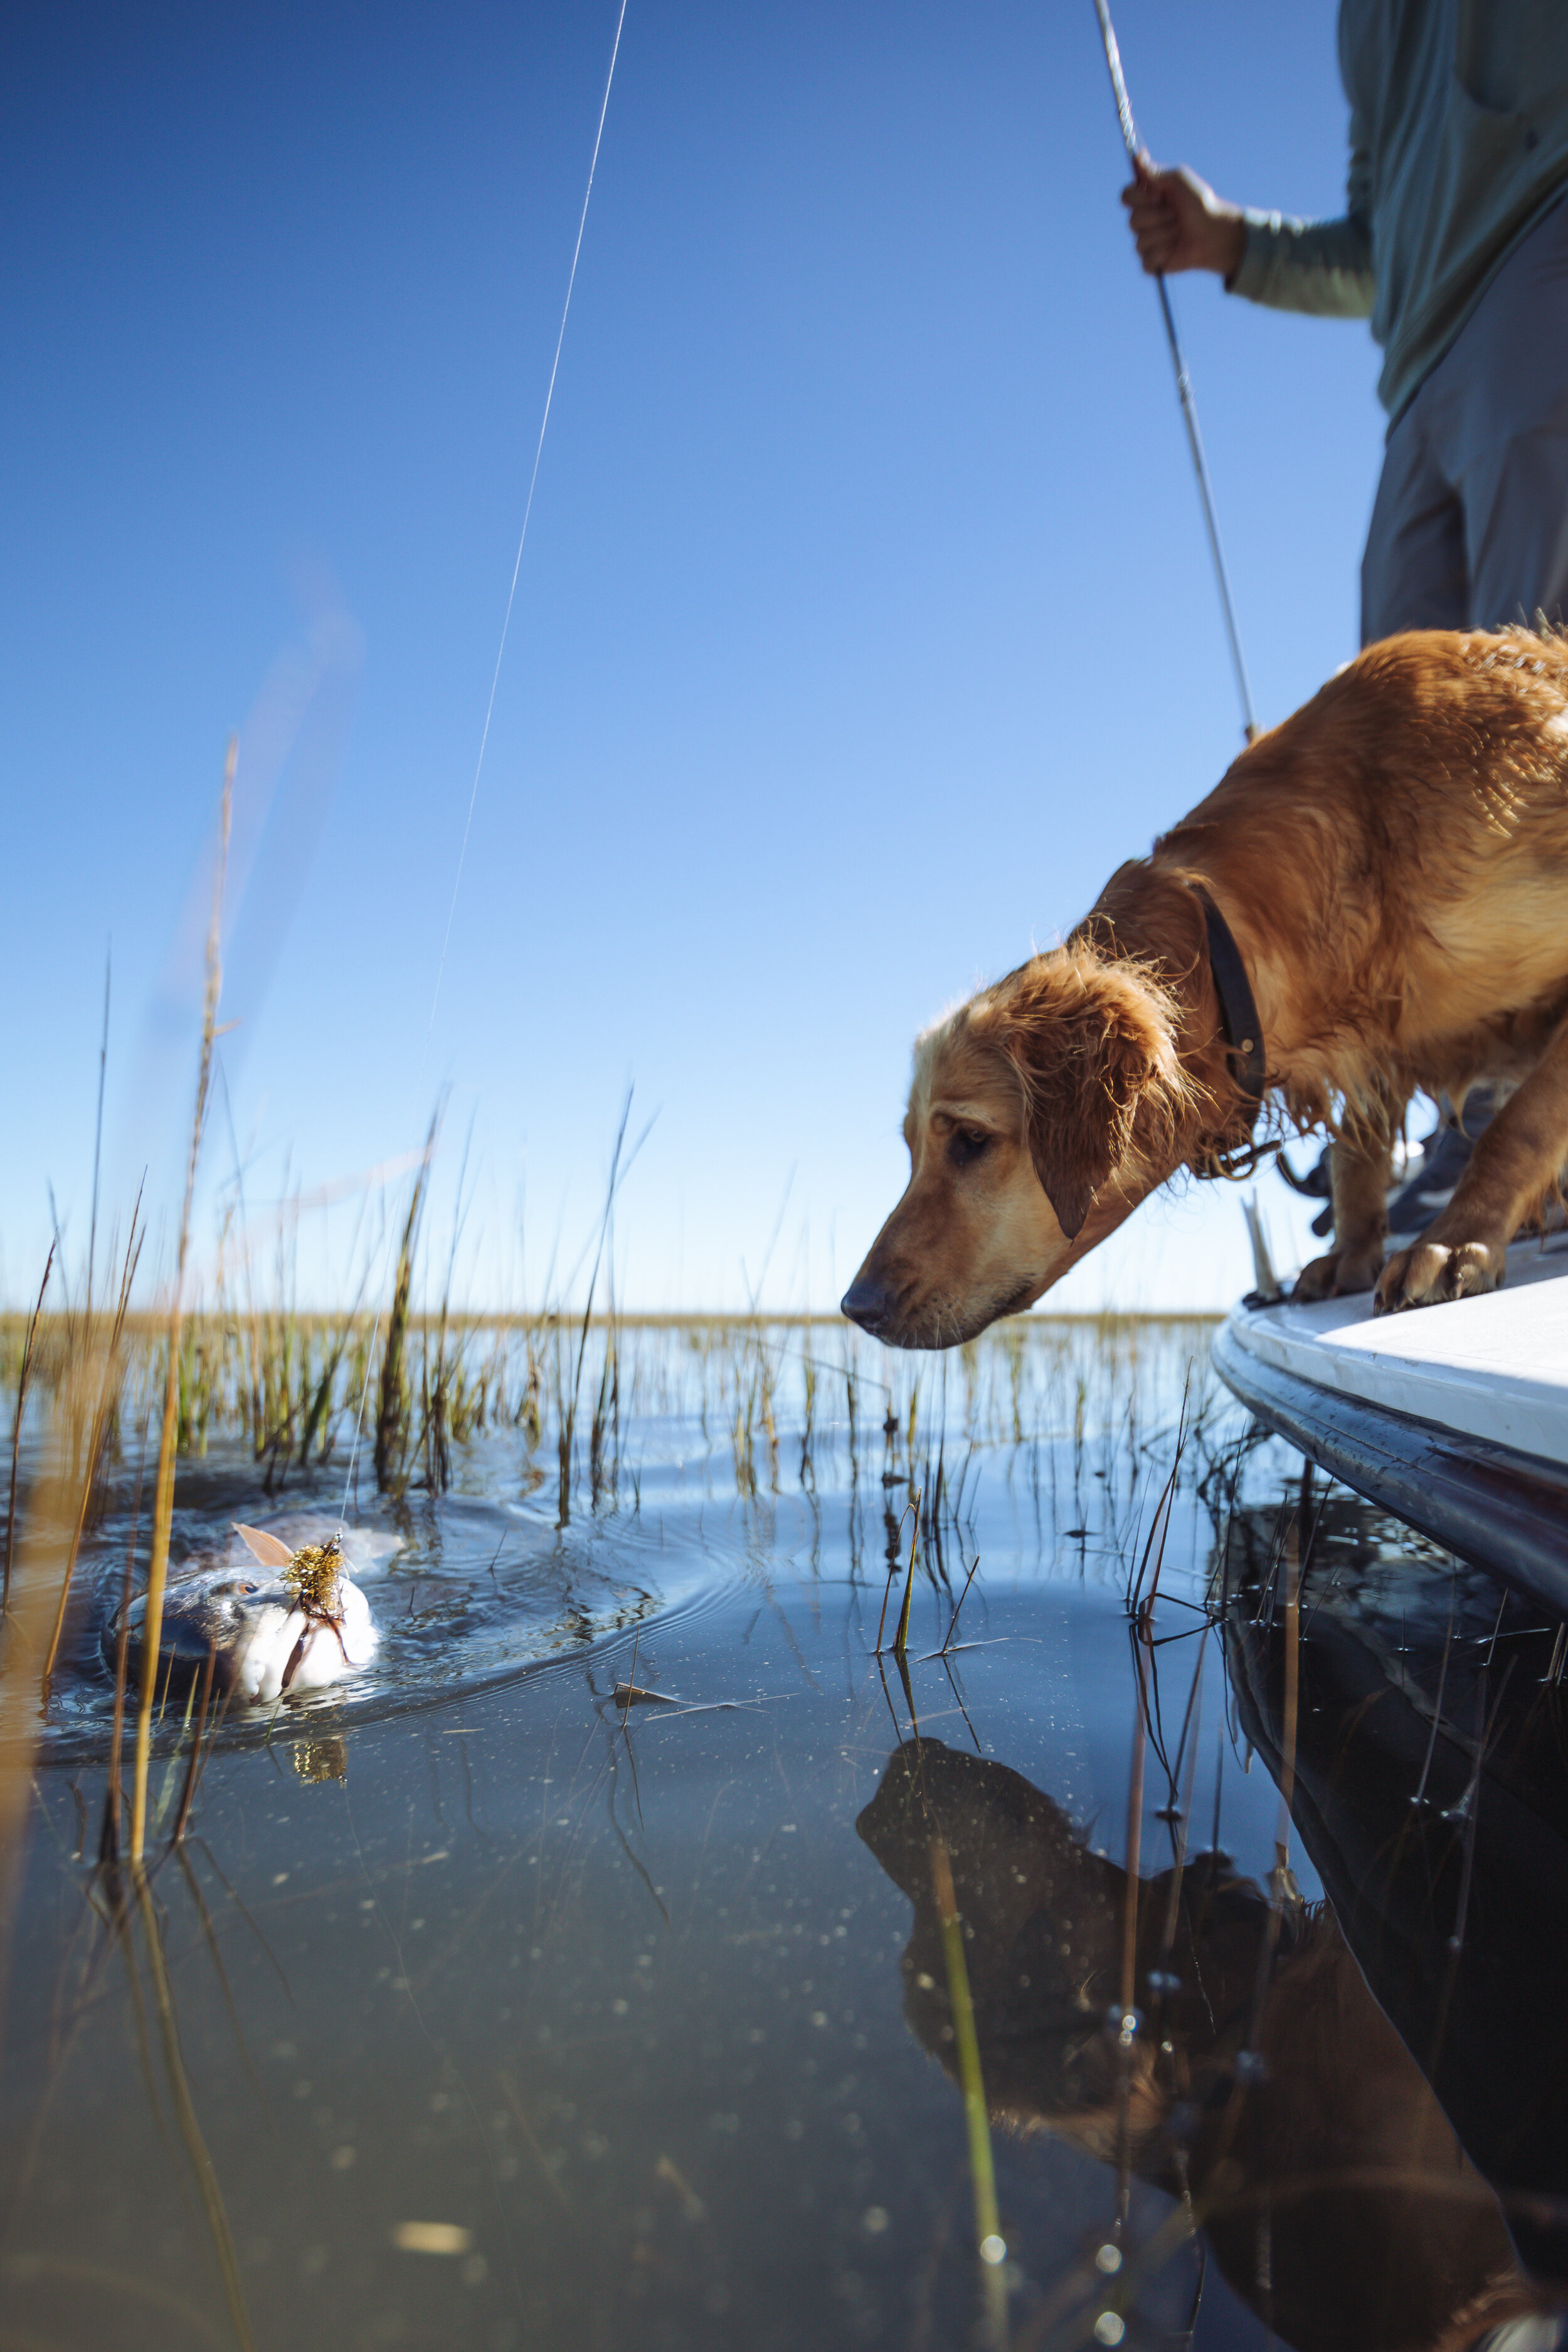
[130,744,232,1863]
[554,1091,647,1525]
[4,1244,55,1616]
[374,1104,439,1496]
[0,1306,1228,1573]
[38,1209,145,1698]
[212,1172,378,1481]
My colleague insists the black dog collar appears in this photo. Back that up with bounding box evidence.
[1192,883,1266,1124]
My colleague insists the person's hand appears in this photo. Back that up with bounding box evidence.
[1121,156,1246,279]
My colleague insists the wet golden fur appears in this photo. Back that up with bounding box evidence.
[845,628,1568,1347]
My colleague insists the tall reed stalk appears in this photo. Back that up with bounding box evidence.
[375,1104,440,1494]
[38,1204,144,1697]
[130,741,233,1865]
[558,1089,637,1525]
[3,1244,55,1616]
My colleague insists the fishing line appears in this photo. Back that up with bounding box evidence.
[430,0,630,1040]
[336,0,630,1526]
[1089,0,1258,743]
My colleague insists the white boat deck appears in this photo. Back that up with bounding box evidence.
[1226,1237,1568,1465]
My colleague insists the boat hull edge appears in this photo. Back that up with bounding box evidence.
[1212,1319,1568,1618]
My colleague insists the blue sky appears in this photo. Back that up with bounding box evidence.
[2,1,1383,1315]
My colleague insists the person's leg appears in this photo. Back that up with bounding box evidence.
[1465,419,1568,629]
[1359,197,1568,1291]
[1385,1084,1499,1234]
[1359,399,1468,645]
[1443,193,1568,627]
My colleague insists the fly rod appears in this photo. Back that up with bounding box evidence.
[1090,0,1258,743]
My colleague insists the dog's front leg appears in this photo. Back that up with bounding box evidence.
[1377,1042,1568,1312]
[1293,1136,1391,1301]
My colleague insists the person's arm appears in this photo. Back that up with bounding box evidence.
[1122,129,1374,320]
[1229,203,1373,317]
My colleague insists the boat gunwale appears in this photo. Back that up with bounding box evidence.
[1212,1320,1568,1618]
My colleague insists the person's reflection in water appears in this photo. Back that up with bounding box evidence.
[857,1740,1555,2352]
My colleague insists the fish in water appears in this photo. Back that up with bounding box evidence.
[108,1522,385,1705]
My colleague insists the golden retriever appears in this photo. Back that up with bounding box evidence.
[843,628,1568,1347]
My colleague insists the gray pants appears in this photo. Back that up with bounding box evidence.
[1362,191,1568,644]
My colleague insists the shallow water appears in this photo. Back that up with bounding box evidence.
[3,1321,1566,2351]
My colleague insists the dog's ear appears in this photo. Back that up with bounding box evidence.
[999,957,1173,1241]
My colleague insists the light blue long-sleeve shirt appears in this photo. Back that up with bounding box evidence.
[1229,0,1568,418]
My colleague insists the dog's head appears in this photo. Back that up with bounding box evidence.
[842,943,1197,1348]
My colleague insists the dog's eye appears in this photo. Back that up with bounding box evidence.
[950,1126,992,1168]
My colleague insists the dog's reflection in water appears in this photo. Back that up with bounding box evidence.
[857,1742,1544,2352]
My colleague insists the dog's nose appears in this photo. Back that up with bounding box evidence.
[841,1274,893,1333]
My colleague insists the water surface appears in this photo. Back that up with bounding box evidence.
[4,1320,1564,2350]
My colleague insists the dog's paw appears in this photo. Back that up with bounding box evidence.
[1293,1245,1383,1303]
[1374,1237,1505,1315]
